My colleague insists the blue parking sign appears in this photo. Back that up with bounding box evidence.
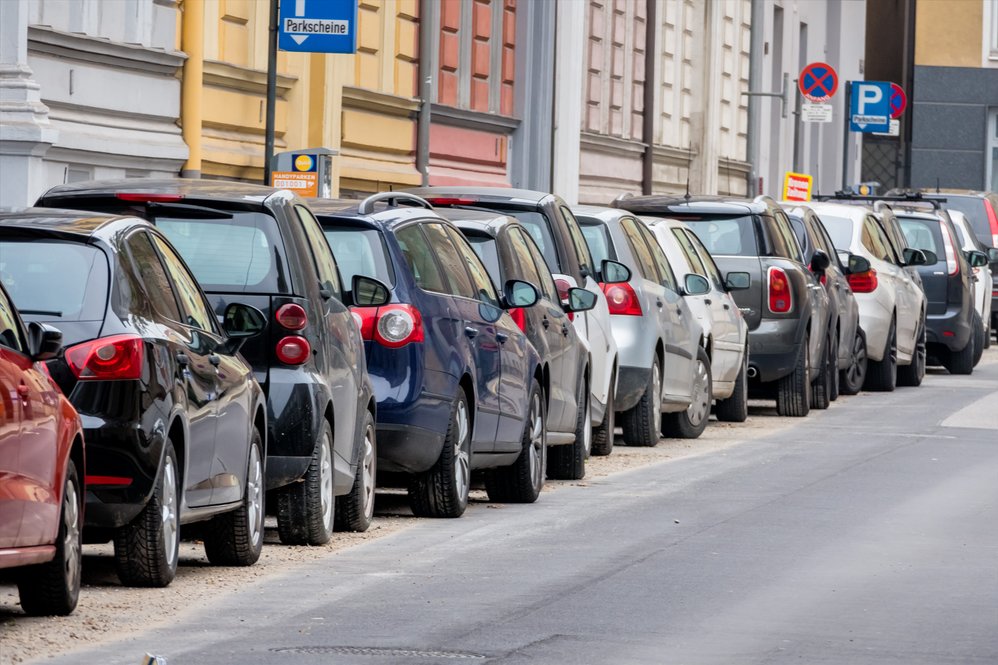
[849,81,892,133]
[279,0,358,54]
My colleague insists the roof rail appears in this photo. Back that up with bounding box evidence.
[357,192,433,215]
[812,191,946,209]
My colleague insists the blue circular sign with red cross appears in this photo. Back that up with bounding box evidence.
[889,82,907,119]
[798,62,839,102]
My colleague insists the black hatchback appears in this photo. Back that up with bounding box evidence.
[37,180,387,545]
[0,209,268,587]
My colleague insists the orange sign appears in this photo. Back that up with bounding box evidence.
[782,172,813,202]
[272,171,318,198]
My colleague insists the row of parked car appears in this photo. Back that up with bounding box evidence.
[1,178,994,616]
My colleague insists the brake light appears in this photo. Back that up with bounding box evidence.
[819,273,827,286]
[424,197,478,206]
[374,305,424,348]
[275,303,308,330]
[941,223,959,276]
[601,282,642,316]
[848,268,879,293]
[554,278,574,321]
[351,306,378,340]
[509,307,527,332]
[767,267,793,313]
[275,336,311,365]
[985,200,998,248]
[65,335,144,380]
[86,475,133,487]
[115,193,183,203]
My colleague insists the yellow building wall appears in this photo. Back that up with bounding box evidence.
[915,0,984,68]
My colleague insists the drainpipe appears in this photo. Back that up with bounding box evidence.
[180,0,204,178]
[641,0,657,195]
[416,0,436,186]
[745,0,764,196]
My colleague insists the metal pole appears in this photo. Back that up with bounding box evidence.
[641,0,657,195]
[415,0,435,186]
[745,0,764,197]
[791,79,801,172]
[841,81,851,191]
[263,0,279,186]
[180,0,204,178]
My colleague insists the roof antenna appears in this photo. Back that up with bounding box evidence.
[684,142,692,203]
[935,177,940,193]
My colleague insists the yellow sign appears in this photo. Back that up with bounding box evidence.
[782,171,813,202]
[272,171,318,198]
[294,154,314,172]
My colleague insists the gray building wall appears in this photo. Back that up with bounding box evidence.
[910,65,998,190]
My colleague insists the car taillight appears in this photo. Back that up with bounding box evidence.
[275,336,311,365]
[424,197,478,206]
[941,223,959,276]
[65,335,144,380]
[819,273,827,286]
[351,306,378,340]
[509,307,527,332]
[115,193,183,203]
[275,303,308,330]
[848,268,879,293]
[555,278,574,321]
[374,305,424,348]
[767,267,793,313]
[985,200,998,248]
[601,282,642,316]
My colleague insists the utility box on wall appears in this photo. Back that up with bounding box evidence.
[272,148,338,199]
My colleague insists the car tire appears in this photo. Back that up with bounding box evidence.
[945,329,975,376]
[897,313,927,387]
[408,391,471,518]
[811,330,835,410]
[714,346,748,423]
[776,333,811,417]
[486,380,546,503]
[971,311,985,368]
[335,411,377,533]
[621,357,661,447]
[589,368,615,457]
[113,441,180,587]
[18,460,82,616]
[865,317,897,392]
[828,329,841,402]
[662,346,712,439]
[204,427,265,566]
[839,328,868,395]
[276,420,334,546]
[547,375,588,479]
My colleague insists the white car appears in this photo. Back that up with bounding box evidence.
[644,217,750,422]
[950,209,994,348]
[808,202,927,391]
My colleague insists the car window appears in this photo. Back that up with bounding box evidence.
[636,220,678,291]
[500,210,561,273]
[0,288,25,354]
[942,196,990,242]
[465,234,503,287]
[578,218,615,268]
[152,235,219,333]
[898,216,944,265]
[772,211,804,262]
[789,216,810,259]
[684,230,725,289]
[505,227,543,287]
[446,226,500,307]
[620,217,659,282]
[562,207,595,277]
[671,228,708,277]
[862,217,894,263]
[122,232,184,323]
[395,224,449,294]
[519,228,560,303]
[322,224,395,287]
[814,213,855,250]
[421,223,476,299]
[296,205,342,299]
[679,215,759,256]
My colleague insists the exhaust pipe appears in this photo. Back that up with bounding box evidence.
[747,365,759,379]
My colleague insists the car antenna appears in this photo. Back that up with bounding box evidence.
[684,142,692,203]
[935,177,940,193]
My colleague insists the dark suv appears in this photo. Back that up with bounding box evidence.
[37,180,385,545]
[615,195,830,417]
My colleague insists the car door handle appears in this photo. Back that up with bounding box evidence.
[562,324,570,336]
[704,298,712,305]
[175,352,190,367]
[657,299,664,308]
[723,303,731,310]
[496,331,509,344]
[676,307,683,316]
[209,354,221,367]
[542,316,550,329]
[464,326,479,339]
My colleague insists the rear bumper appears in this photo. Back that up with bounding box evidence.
[80,418,160,530]
[746,318,802,384]
[926,305,972,352]
[376,425,447,474]
[616,365,651,413]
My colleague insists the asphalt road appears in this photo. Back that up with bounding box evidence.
[35,358,998,665]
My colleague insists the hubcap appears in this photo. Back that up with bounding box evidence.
[63,480,81,590]
[652,363,661,411]
[361,426,376,521]
[454,401,471,502]
[247,445,263,547]
[916,320,926,374]
[161,457,178,568]
[528,392,544,491]
[320,436,333,529]
[849,333,867,386]
[581,390,592,456]
[687,358,710,425]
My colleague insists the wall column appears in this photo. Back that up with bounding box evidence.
[180,0,204,178]
[551,0,585,204]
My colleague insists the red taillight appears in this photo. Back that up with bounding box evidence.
[848,268,879,293]
[819,272,827,286]
[509,307,527,332]
[984,200,998,248]
[767,267,793,313]
[424,197,478,206]
[65,335,144,380]
[941,223,959,276]
[374,305,424,348]
[115,193,183,203]
[85,475,133,487]
[601,282,642,316]
[554,278,575,321]
[351,306,378,340]
[275,336,311,365]
[275,303,308,330]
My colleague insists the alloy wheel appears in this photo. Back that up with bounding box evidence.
[360,424,377,522]
[581,394,592,457]
[320,436,333,529]
[161,456,178,569]
[63,478,81,592]
[247,444,264,548]
[454,400,471,502]
[686,357,710,426]
[528,391,545,492]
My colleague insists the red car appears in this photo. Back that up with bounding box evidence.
[0,283,84,615]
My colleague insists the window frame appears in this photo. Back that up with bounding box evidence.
[295,204,343,300]
[150,233,222,335]
[122,230,185,325]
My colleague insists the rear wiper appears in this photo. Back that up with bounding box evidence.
[20,309,63,316]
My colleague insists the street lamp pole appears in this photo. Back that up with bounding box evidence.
[264,0,279,186]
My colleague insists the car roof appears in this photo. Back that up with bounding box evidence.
[614,194,765,215]
[571,205,631,223]
[0,207,148,241]
[803,201,872,222]
[308,197,446,229]
[405,186,552,205]
[40,177,287,207]
[641,215,686,230]
[434,207,516,236]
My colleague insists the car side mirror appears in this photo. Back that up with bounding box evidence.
[966,250,989,268]
[809,249,830,274]
[223,303,266,340]
[846,254,872,274]
[503,279,539,309]
[920,249,938,265]
[28,321,62,361]
[724,271,751,291]
[350,274,391,307]
[564,287,597,313]
[902,247,928,266]
[600,259,631,285]
[682,273,711,296]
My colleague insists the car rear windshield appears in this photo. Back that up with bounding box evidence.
[474,208,561,274]
[464,234,502,286]
[813,214,855,251]
[942,196,989,241]
[0,240,109,331]
[154,212,289,293]
[322,225,396,287]
[673,215,759,257]
[578,219,615,267]
[898,216,944,264]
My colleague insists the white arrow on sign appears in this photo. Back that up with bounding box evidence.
[291,0,308,45]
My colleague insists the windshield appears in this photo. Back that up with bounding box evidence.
[942,196,989,242]
[814,214,856,250]
[578,220,615,267]
[485,210,561,273]
[323,225,396,287]
[464,234,502,287]
[675,215,759,257]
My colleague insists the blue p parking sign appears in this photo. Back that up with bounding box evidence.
[279,0,358,54]
[848,81,892,133]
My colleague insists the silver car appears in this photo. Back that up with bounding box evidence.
[573,206,711,445]
[644,217,750,422]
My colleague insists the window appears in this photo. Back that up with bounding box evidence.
[671,228,708,276]
[0,288,25,353]
[579,219,615,268]
[898,216,944,265]
[396,224,449,294]
[505,227,543,287]
[420,224,476,299]
[465,234,503,287]
[815,213,856,251]
[446,226,500,307]
[862,218,894,263]
[772,211,804,263]
[520,228,560,304]
[636,221,678,292]
[684,230,725,290]
[562,207,595,278]
[323,225,395,287]
[680,216,759,257]
[502,210,561,273]
[788,217,811,259]
[152,235,218,333]
[296,205,342,298]
[124,232,184,323]
[620,218,659,282]
[990,0,998,59]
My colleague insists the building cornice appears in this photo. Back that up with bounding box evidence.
[580,132,647,156]
[203,60,296,97]
[431,104,520,134]
[27,25,185,75]
[651,144,696,164]
[342,87,419,117]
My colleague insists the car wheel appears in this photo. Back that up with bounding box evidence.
[276,420,334,545]
[714,346,748,423]
[114,441,180,587]
[547,375,589,479]
[409,391,472,518]
[589,368,615,457]
[971,311,985,367]
[828,330,841,401]
[776,332,811,417]
[839,328,868,395]
[811,330,835,410]
[18,460,83,615]
[204,427,265,566]
[486,380,546,502]
[335,410,377,532]
[897,313,927,387]
[865,317,897,392]
[621,357,661,447]
[663,346,712,439]
[944,327,975,376]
